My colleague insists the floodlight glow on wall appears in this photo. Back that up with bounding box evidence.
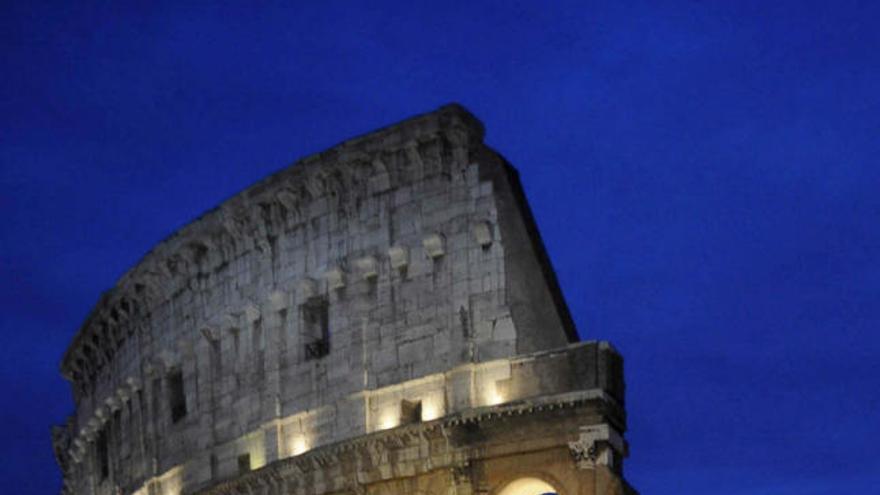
[420,398,443,421]
[291,436,310,456]
[379,411,399,430]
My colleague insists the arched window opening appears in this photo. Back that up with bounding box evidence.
[496,477,559,495]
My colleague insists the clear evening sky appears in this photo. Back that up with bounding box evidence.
[1,2,878,493]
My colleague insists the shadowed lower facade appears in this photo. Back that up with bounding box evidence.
[52,105,637,495]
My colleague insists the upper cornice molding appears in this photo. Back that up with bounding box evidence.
[60,104,485,385]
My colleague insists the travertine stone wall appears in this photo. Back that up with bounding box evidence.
[196,343,634,495]
[53,105,603,495]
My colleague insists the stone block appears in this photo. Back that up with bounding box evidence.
[354,255,379,279]
[422,233,446,259]
[471,220,493,247]
[388,245,409,270]
[324,267,346,290]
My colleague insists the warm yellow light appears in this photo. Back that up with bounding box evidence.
[291,436,309,456]
[483,382,504,406]
[158,466,184,495]
[497,477,557,495]
[250,449,266,470]
[379,412,398,430]
[483,381,507,406]
[421,399,442,421]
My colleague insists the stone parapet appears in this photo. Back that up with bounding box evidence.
[106,341,628,495]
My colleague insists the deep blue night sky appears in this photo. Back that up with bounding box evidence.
[2,1,879,493]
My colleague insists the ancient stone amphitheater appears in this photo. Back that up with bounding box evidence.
[52,105,637,495]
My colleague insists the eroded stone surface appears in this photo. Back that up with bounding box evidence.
[52,104,635,495]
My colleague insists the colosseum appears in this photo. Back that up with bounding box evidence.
[52,105,637,495]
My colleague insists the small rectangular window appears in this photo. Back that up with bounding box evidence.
[400,399,422,425]
[96,428,109,480]
[168,370,187,423]
[151,377,161,421]
[237,453,251,475]
[253,318,263,350]
[302,297,329,360]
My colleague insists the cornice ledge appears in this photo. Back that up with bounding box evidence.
[194,388,615,495]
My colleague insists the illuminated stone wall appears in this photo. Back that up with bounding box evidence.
[51,105,630,495]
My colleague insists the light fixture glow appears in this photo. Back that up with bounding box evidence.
[497,477,558,495]
[250,449,266,470]
[379,412,398,430]
[486,385,504,406]
[420,399,442,421]
[291,436,309,456]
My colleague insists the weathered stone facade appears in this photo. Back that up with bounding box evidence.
[52,105,637,495]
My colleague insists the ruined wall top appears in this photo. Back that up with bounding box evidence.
[59,104,485,381]
[54,104,586,495]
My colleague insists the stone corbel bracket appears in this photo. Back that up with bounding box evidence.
[267,291,287,312]
[472,221,493,248]
[297,277,319,301]
[387,246,409,271]
[568,423,626,470]
[422,233,446,259]
[244,302,264,322]
[156,349,179,370]
[104,396,121,413]
[354,255,379,280]
[324,266,347,291]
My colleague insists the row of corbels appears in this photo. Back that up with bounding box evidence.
[63,296,140,381]
[67,376,143,464]
[206,408,468,495]
[62,176,489,390]
[305,223,493,293]
[66,221,497,443]
[61,123,480,386]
